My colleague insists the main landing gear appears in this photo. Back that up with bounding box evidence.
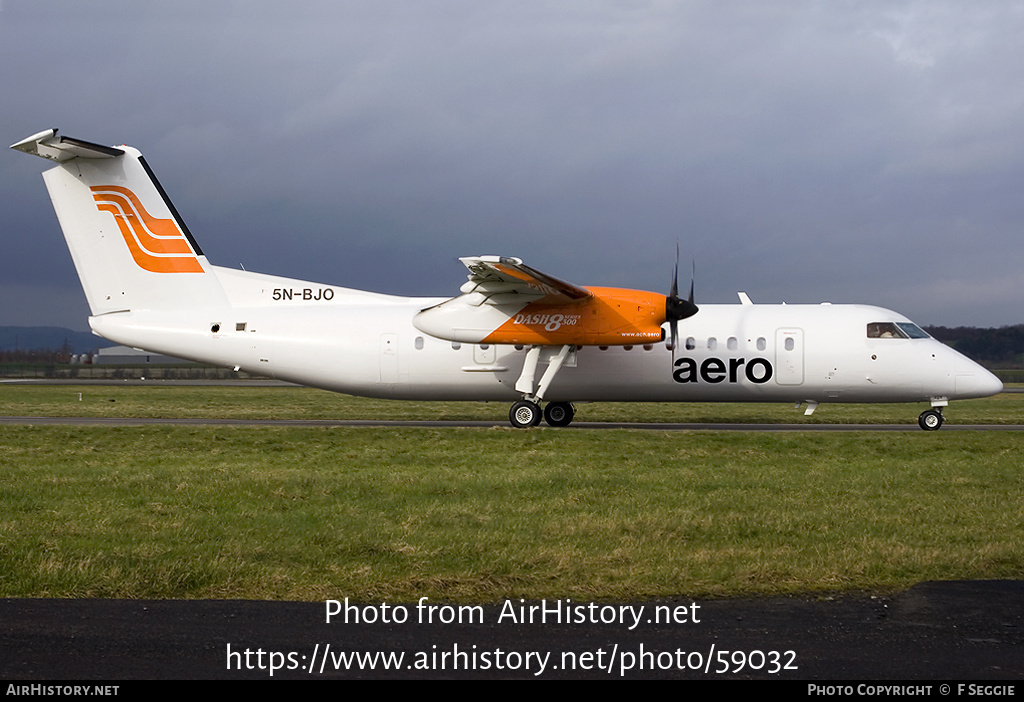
[508,400,576,428]
[508,345,577,428]
[918,408,944,431]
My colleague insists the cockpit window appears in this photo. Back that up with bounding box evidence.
[896,322,930,339]
[867,322,902,338]
[867,322,930,339]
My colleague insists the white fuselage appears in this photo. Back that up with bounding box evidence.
[87,266,1002,407]
[11,128,1002,425]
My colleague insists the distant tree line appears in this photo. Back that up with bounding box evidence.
[0,347,73,364]
[924,324,1024,368]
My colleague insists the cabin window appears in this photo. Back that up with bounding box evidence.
[210,323,221,333]
[415,336,424,350]
[451,342,461,350]
[685,337,696,350]
[785,337,795,351]
[756,337,766,351]
[727,337,738,351]
[235,322,246,332]
[643,344,653,351]
[707,337,717,350]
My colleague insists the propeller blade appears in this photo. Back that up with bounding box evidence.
[665,246,697,361]
[688,260,695,305]
[670,242,680,301]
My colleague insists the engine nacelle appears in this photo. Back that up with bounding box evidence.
[414,286,668,346]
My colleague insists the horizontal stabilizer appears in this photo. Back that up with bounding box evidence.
[10,129,124,162]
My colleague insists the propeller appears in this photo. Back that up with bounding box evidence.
[665,245,698,356]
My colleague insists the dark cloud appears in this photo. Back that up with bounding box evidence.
[2,1,1021,328]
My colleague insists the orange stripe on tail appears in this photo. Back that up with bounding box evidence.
[91,185,203,273]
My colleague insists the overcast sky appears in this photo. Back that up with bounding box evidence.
[2,1,1022,329]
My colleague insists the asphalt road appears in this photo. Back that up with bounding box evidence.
[2,415,1023,431]
[1,581,1021,680]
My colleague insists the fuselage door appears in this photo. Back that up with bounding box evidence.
[474,343,497,366]
[775,328,804,385]
[379,333,399,383]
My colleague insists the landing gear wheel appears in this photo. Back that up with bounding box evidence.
[544,402,575,427]
[509,400,542,428]
[918,409,944,431]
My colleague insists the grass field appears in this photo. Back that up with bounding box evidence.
[0,385,1021,602]
[1,382,1022,423]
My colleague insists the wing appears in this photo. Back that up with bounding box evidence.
[415,256,668,346]
[456,256,592,306]
[414,256,594,343]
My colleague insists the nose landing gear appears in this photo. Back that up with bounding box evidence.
[918,408,944,431]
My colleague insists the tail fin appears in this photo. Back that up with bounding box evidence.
[11,129,228,315]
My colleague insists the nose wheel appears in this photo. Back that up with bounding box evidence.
[918,409,944,431]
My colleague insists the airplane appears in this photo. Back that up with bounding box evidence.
[11,129,1003,429]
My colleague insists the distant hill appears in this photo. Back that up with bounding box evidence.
[924,324,1024,368]
[0,326,99,354]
